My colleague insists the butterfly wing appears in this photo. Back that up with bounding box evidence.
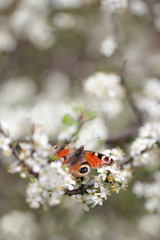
[84,150,115,168]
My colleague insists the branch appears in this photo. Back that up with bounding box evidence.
[106,120,141,144]
[64,181,94,196]
[9,143,38,178]
[0,126,38,178]
[118,139,160,167]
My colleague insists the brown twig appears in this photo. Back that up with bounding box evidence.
[106,120,141,144]
[64,181,94,196]
[118,139,160,167]
[0,125,38,178]
[9,143,38,178]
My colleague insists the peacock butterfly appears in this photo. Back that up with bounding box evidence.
[52,145,115,178]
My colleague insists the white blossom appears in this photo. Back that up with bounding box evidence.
[129,0,149,16]
[101,99,123,118]
[138,214,160,237]
[26,161,75,208]
[52,0,83,9]
[77,118,108,149]
[0,122,12,156]
[130,121,160,166]
[0,77,36,104]
[58,125,78,141]
[130,137,156,157]
[84,72,124,100]
[133,173,160,213]
[101,0,128,12]
[52,13,76,30]
[132,181,145,197]
[100,36,117,57]
[103,148,124,161]
[0,210,39,240]
[137,78,160,119]
[0,28,16,52]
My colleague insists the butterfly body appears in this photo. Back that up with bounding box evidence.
[53,145,115,178]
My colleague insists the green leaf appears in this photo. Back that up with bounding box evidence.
[13,141,18,147]
[62,114,73,126]
[73,104,84,114]
[87,111,96,120]
[30,178,36,183]
[50,155,57,161]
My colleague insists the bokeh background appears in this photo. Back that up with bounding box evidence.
[0,0,160,239]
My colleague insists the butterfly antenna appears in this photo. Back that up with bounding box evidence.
[77,136,82,146]
[84,137,100,147]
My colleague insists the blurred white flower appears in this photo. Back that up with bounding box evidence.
[101,0,128,12]
[138,98,160,119]
[10,7,36,35]
[137,78,160,119]
[0,28,16,52]
[133,173,160,213]
[52,13,76,30]
[84,72,124,100]
[30,100,72,138]
[130,121,160,166]
[133,151,159,167]
[77,118,108,149]
[130,138,156,157]
[0,210,39,240]
[10,5,55,49]
[100,36,117,57]
[143,78,160,100]
[52,0,83,9]
[101,99,123,118]
[43,71,70,100]
[32,126,51,152]
[58,125,78,141]
[0,106,30,139]
[0,133,12,156]
[26,161,75,208]
[26,154,48,173]
[0,77,36,104]
[129,0,148,16]
[28,17,55,49]
[139,121,160,140]
[132,181,145,197]
[139,214,160,237]
[103,147,124,161]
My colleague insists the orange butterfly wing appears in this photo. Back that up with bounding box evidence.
[84,152,115,168]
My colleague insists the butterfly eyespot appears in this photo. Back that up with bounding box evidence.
[78,164,91,177]
[80,167,88,174]
[102,156,114,166]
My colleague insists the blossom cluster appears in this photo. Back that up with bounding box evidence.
[100,36,117,57]
[72,163,127,211]
[83,72,124,118]
[133,171,160,213]
[137,78,160,119]
[100,0,128,12]
[0,210,39,240]
[26,161,75,208]
[0,119,128,210]
[0,121,12,156]
[130,121,160,167]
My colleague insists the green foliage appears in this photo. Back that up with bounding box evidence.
[62,114,75,126]
[50,155,57,162]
